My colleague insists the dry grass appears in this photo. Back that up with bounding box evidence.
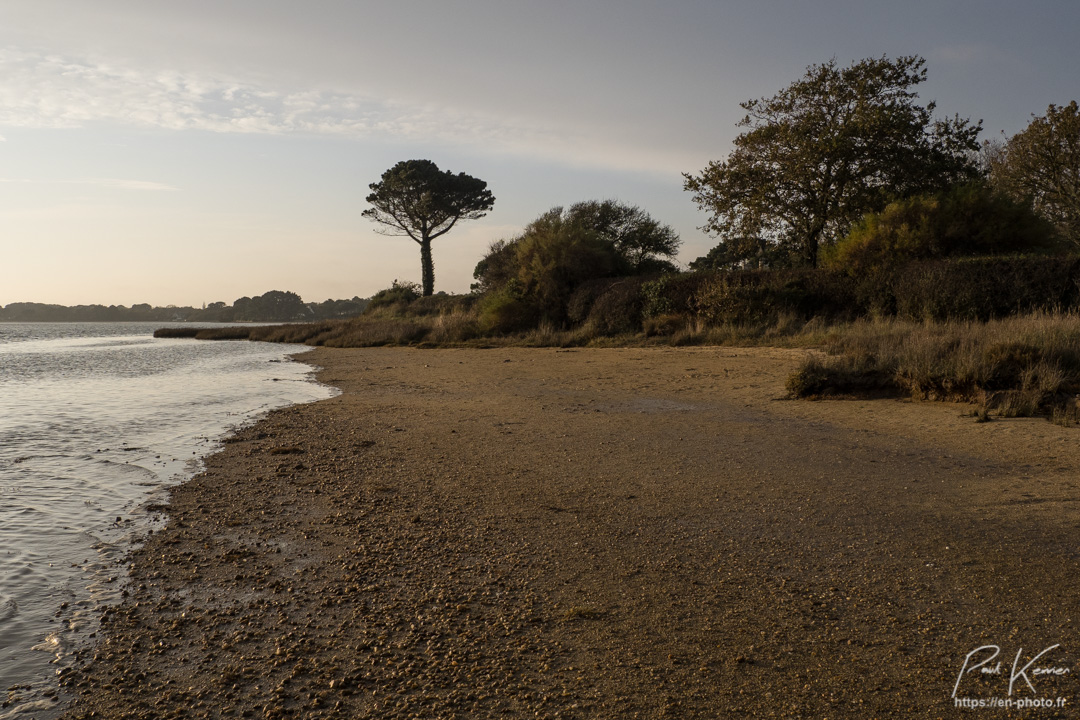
[156,309,848,351]
[156,307,1079,427]
[639,312,833,348]
[787,312,1080,422]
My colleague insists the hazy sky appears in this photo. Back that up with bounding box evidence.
[1,1,1077,306]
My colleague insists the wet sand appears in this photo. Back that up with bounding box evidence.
[59,346,1080,718]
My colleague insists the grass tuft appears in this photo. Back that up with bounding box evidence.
[787,312,1080,421]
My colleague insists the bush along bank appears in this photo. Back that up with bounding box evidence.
[785,313,1080,426]
[158,254,1080,423]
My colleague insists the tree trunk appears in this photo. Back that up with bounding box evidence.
[806,223,823,268]
[420,238,435,296]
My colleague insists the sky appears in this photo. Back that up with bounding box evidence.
[1,0,1078,306]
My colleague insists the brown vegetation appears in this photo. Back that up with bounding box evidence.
[156,254,1080,423]
[786,313,1080,424]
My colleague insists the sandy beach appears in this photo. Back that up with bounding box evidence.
[59,345,1080,719]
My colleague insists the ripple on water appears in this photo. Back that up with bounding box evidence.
[0,324,336,718]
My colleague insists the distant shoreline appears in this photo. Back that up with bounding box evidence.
[0,290,369,324]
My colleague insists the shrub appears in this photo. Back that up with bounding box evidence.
[563,200,680,273]
[473,202,681,328]
[582,277,648,334]
[405,293,477,317]
[640,273,713,318]
[476,281,540,335]
[787,313,1080,420]
[366,280,421,311]
[692,269,857,325]
[786,356,837,397]
[826,182,1060,274]
[472,239,519,293]
[478,208,621,325]
[566,277,618,325]
[643,313,687,337]
[428,310,480,343]
[886,255,1080,321]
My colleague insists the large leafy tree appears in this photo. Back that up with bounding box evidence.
[472,200,680,293]
[987,101,1080,245]
[363,159,495,296]
[684,55,981,268]
[563,200,681,273]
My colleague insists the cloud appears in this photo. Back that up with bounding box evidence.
[0,47,546,143]
[0,47,687,176]
[0,177,179,191]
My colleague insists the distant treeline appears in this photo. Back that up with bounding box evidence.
[0,290,369,323]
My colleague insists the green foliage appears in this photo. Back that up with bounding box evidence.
[566,277,621,326]
[826,183,1060,273]
[639,256,1079,330]
[363,159,495,296]
[576,277,649,335]
[476,280,539,334]
[640,273,708,318]
[693,270,858,326]
[988,101,1080,246]
[473,201,678,329]
[689,237,775,271]
[512,209,620,322]
[406,293,477,317]
[785,356,833,397]
[826,196,938,273]
[471,239,518,293]
[366,280,421,311]
[883,256,1080,321]
[684,55,981,268]
[562,200,681,273]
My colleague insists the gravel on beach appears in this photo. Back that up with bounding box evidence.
[59,346,1080,719]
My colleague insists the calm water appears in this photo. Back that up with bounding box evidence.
[0,323,335,718]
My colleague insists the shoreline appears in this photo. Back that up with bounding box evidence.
[0,328,330,720]
[60,346,1080,718]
